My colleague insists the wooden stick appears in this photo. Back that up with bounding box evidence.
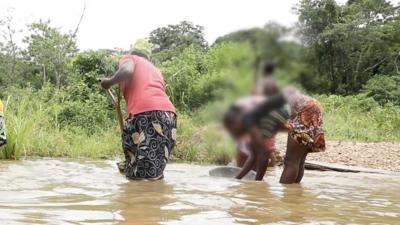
[106,88,124,133]
[107,89,117,106]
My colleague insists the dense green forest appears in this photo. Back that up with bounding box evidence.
[0,0,399,161]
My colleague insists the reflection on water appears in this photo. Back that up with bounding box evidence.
[0,160,399,225]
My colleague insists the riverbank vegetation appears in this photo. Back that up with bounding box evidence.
[1,0,400,162]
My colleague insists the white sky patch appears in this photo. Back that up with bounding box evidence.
[0,0,299,50]
[0,0,399,50]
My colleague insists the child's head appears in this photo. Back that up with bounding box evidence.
[223,105,247,139]
[258,62,279,96]
[261,62,276,77]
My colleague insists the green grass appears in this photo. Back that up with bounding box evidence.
[0,92,236,163]
[1,92,121,160]
[1,90,399,162]
[318,94,400,142]
[172,113,236,164]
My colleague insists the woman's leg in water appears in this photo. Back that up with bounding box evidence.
[279,135,309,184]
[295,150,308,183]
[269,152,276,167]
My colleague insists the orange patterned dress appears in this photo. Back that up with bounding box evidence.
[284,88,325,152]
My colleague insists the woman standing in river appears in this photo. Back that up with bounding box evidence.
[101,39,177,180]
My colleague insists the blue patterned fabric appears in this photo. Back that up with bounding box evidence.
[0,111,6,147]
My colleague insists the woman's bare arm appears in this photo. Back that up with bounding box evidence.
[101,61,135,89]
[235,147,256,179]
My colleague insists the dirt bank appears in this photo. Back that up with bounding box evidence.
[275,133,400,172]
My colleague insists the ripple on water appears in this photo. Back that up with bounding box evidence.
[0,160,399,225]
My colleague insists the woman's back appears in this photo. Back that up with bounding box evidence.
[120,55,176,117]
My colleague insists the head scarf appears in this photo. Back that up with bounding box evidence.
[130,38,153,58]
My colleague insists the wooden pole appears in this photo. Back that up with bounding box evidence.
[107,88,124,133]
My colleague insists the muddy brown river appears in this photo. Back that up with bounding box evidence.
[0,160,399,224]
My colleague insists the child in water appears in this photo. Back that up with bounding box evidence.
[0,99,6,147]
[235,62,280,170]
[224,94,289,180]
[224,87,325,183]
[230,96,277,170]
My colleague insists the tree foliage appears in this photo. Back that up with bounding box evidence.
[362,75,400,105]
[215,23,310,86]
[149,21,207,63]
[215,23,288,66]
[297,0,400,94]
[56,51,118,131]
[159,42,254,111]
[24,20,78,87]
[0,14,36,88]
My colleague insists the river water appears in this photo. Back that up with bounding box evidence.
[0,159,399,225]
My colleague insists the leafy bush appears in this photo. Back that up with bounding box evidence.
[173,113,235,164]
[362,75,400,105]
[160,42,254,111]
[55,51,119,133]
[317,94,400,141]
[2,86,121,159]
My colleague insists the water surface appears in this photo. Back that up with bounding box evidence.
[0,160,398,224]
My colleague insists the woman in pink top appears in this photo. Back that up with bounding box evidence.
[101,39,176,180]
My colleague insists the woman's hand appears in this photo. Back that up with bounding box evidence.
[101,78,112,89]
[235,142,257,180]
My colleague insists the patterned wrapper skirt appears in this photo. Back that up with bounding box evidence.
[122,111,177,180]
[0,111,6,147]
[287,101,325,152]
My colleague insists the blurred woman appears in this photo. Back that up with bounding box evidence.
[224,87,325,183]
